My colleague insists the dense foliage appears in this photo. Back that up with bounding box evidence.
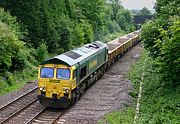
[140,0,180,85]
[0,0,135,54]
[0,7,49,94]
[138,54,180,124]
[0,8,30,77]
[0,8,38,94]
[155,0,180,18]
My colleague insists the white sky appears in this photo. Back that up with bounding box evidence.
[121,0,156,10]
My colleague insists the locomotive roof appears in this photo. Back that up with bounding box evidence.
[41,41,107,66]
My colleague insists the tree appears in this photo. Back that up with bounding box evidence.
[0,7,33,76]
[0,0,73,53]
[108,0,123,20]
[0,0,98,52]
[116,8,134,31]
[155,0,180,18]
[0,0,135,54]
[105,1,135,32]
[75,0,107,39]
[139,7,151,15]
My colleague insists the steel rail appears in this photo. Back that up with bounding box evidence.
[25,108,68,124]
[25,107,47,124]
[0,86,38,111]
[0,98,38,124]
[52,109,69,124]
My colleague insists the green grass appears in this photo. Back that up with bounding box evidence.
[0,66,37,95]
[98,50,180,124]
[98,108,135,124]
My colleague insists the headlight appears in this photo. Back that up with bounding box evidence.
[39,87,44,91]
[63,87,70,93]
[65,89,70,93]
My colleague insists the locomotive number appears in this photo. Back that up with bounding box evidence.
[49,79,61,83]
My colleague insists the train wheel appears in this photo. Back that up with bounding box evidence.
[76,86,81,100]
[70,90,76,105]
[95,73,98,82]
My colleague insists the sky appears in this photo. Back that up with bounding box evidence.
[121,0,156,10]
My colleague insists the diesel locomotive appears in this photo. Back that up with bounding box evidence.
[38,41,108,108]
[37,31,139,108]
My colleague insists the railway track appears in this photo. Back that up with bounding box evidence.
[0,86,38,124]
[0,81,67,124]
[26,108,67,124]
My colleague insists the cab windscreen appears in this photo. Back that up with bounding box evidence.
[56,68,70,79]
[40,67,54,78]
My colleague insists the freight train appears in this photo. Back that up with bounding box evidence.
[37,31,139,108]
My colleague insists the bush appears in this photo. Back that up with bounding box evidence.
[0,76,8,94]
[140,19,162,58]
[141,17,180,86]
[0,7,24,38]
[157,17,180,86]
[139,1,180,123]
[0,21,23,70]
[71,22,85,47]
[36,43,48,63]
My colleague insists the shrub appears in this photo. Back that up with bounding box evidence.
[36,43,48,63]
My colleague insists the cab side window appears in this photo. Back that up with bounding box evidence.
[80,66,87,79]
[73,69,77,79]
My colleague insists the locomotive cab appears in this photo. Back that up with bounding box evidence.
[38,63,77,108]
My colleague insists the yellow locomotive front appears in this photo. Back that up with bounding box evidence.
[38,64,77,108]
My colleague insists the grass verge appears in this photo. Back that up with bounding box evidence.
[0,66,37,95]
[99,108,135,124]
[135,53,180,124]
